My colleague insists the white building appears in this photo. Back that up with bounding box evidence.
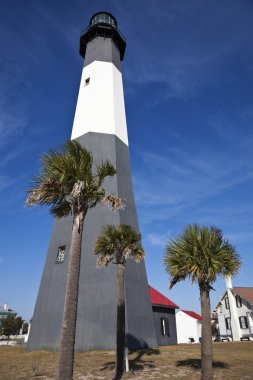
[0,304,16,324]
[215,277,253,341]
[176,310,202,343]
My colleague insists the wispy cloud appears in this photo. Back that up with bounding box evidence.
[117,0,253,99]
[226,231,253,244]
[0,175,16,192]
[0,146,27,168]
[0,56,29,148]
[132,106,253,230]
[134,145,253,209]
[147,231,171,247]
[0,1,82,150]
[0,102,28,147]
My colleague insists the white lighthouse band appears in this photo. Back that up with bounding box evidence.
[71,61,129,146]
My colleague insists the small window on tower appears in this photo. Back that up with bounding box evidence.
[56,246,66,263]
[84,77,90,86]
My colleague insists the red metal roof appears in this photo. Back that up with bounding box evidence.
[149,285,179,308]
[182,310,202,321]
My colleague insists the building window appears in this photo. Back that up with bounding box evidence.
[56,246,66,263]
[84,77,90,86]
[225,317,231,330]
[161,317,169,336]
[225,297,230,309]
[236,295,242,308]
[239,316,248,329]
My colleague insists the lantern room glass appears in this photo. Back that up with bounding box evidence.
[90,13,117,27]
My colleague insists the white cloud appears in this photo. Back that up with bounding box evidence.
[0,147,27,168]
[0,103,28,147]
[0,175,15,192]
[119,0,253,99]
[147,232,171,247]
[134,145,253,209]
[0,63,29,148]
[132,107,253,231]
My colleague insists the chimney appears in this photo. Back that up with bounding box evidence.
[225,276,233,289]
[3,303,8,310]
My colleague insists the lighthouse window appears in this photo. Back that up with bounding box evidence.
[84,77,90,86]
[56,246,66,263]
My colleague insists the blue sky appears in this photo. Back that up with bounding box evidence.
[0,0,252,322]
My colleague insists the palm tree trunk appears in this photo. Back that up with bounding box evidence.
[56,212,84,380]
[115,263,125,377]
[200,286,213,380]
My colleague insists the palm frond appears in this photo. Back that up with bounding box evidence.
[50,201,72,219]
[169,274,186,289]
[95,160,117,186]
[26,177,65,207]
[100,195,125,211]
[94,224,144,267]
[25,140,118,219]
[164,224,241,289]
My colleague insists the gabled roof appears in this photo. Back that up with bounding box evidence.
[149,285,179,309]
[214,286,253,310]
[214,291,228,310]
[231,287,253,305]
[181,310,202,321]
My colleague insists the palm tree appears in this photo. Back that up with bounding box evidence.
[26,140,124,380]
[93,224,144,378]
[164,224,241,380]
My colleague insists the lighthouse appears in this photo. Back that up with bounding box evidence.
[27,12,158,351]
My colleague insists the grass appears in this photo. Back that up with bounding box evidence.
[0,341,252,379]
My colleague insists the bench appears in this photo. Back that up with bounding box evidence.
[221,338,230,342]
[240,336,250,341]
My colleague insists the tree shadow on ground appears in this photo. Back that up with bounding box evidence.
[111,373,123,380]
[100,347,160,378]
[129,347,160,371]
[125,333,160,371]
[176,358,229,370]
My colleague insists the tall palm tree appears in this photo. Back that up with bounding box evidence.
[94,224,144,378]
[164,224,241,380]
[26,140,124,380]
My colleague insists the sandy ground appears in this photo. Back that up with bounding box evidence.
[0,341,252,379]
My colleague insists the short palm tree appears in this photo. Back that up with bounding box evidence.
[164,224,241,380]
[26,140,124,380]
[94,224,144,378]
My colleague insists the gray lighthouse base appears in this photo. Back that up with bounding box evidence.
[27,132,158,351]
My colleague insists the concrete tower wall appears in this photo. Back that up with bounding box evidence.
[27,133,158,350]
[84,36,122,71]
[27,16,158,351]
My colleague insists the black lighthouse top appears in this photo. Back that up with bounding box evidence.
[80,12,126,61]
